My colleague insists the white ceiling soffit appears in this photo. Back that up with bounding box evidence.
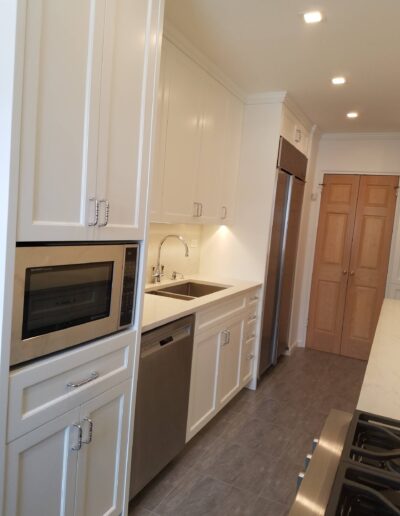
[164,0,400,132]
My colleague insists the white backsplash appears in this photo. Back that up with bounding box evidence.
[146,224,203,284]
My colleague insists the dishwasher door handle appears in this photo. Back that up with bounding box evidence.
[141,325,191,358]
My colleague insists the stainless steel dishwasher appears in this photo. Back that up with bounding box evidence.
[130,315,195,498]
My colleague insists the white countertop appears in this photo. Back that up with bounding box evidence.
[357,298,400,420]
[141,274,262,333]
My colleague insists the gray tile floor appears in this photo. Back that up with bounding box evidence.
[129,348,366,516]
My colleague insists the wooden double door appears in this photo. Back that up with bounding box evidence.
[307,174,398,360]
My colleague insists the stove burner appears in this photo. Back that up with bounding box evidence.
[326,411,400,515]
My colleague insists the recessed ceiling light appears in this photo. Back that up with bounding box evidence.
[347,112,359,119]
[332,76,346,85]
[303,11,323,24]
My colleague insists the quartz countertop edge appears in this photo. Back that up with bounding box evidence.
[141,274,262,333]
[357,298,400,420]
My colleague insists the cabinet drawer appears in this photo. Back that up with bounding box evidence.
[195,295,246,334]
[246,319,258,342]
[246,289,261,307]
[241,337,256,386]
[8,330,136,442]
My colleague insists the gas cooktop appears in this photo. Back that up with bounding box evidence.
[326,411,400,515]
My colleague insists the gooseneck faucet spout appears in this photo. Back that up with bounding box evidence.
[153,234,189,283]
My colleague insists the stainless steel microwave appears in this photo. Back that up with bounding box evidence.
[11,243,139,366]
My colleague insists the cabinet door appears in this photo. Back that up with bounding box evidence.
[75,381,131,516]
[241,337,256,387]
[17,0,105,241]
[217,318,245,408]
[95,0,162,240]
[195,75,228,223]
[4,408,80,516]
[220,94,243,224]
[160,41,204,222]
[186,327,221,440]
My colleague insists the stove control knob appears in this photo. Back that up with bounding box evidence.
[296,472,305,491]
[304,453,313,470]
[311,438,319,452]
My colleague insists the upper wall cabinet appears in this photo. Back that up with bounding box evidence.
[280,105,311,157]
[150,40,243,225]
[17,0,161,242]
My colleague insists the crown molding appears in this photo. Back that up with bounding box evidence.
[245,91,288,105]
[283,96,314,132]
[321,132,400,141]
[163,20,246,101]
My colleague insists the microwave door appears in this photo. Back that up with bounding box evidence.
[11,245,124,366]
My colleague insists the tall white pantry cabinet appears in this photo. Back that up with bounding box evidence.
[1,0,164,515]
[16,0,161,242]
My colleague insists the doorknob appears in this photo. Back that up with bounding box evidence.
[342,270,348,275]
[350,271,355,276]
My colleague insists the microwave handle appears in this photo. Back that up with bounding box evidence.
[67,371,99,389]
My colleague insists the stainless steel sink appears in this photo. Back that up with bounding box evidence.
[147,281,229,301]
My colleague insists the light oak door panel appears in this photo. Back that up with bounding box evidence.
[307,175,360,353]
[341,175,398,360]
[17,0,105,241]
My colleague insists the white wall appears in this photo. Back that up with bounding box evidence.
[146,223,203,283]
[199,101,283,282]
[293,133,400,347]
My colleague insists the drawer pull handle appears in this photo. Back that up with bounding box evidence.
[250,296,259,302]
[247,353,255,360]
[248,315,257,322]
[72,424,83,451]
[248,333,256,339]
[67,371,99,389]
[221,329,230,346]
[82,417,94,444]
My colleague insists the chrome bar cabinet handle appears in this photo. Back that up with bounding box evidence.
[67,371,99,389]
[221,206,227,220]
[98,199,110,227]
[72,424,83,451]
[88,197,99,226]
[82,417,94,444]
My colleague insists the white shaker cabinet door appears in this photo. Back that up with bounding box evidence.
[220,93,243,224]
[217,318,244,408]
[17,0,105,241]
[160,40,205,223]
[195,75,228,224]
[186,327,221,440]
[74,381,131,516]
[4,408,80,516]
[95,0,163,240]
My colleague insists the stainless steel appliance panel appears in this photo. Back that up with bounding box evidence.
[11,243,138,366]
[259,170,291,375]
[130,315,195,498]
[276,177,305,360]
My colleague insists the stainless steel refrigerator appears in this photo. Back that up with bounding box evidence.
[258,137,308,376]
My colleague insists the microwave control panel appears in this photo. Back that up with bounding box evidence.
[120,246,138,328]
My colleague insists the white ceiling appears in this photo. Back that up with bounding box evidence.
[164,0,400,132]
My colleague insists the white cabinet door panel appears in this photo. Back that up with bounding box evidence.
[75,381,131,516]
[96,0,155,240]
[196,75,227,223]
[4,408,80,516]
[160,40,204,222]
[217,318,244,407]
[186,328,221,440]
[17,0,104,241]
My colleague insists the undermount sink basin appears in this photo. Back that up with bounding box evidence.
[147,281,229,301]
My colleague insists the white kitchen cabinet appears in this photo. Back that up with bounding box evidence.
[280,105,310,157]
[186,326,221,440]
[159,39,204,222]
[74,381,130,516]
[240,337,256,387]
[5,381,131,516]
[217,318,245,407]
[187,315,246,441]
[17,0,162,241]
[4,408,80,516]
[150,39,243,225]
[195,75,229,223]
